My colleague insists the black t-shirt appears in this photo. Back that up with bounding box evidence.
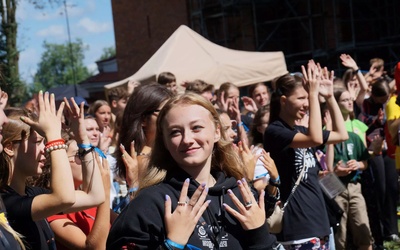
[263,119,330,241]
[1,186,56,250]
[0,201,22,250]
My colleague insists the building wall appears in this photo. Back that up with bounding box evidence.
[112,0,189,80]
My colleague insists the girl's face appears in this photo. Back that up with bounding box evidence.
[84,118,100,147]
[338,91,354,115]
[95,105,112,130]
[347,76,359,90]
[282,86,309,121]
[14,131,46,177]
[162,104,220,171]
[219,113,237,142]
[226,87,240,104]
[252,85,270,108]
[67,140,82,187]
[257,112,270,135]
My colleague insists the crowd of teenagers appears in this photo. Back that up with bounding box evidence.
[0,54,399,250]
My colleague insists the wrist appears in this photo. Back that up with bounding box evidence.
[269,175,281,187]
[164,238,185,250]
[46,133,62,142]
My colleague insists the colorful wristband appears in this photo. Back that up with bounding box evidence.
[164,239,185,250]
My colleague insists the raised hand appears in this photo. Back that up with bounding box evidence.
[64,97,89,144]
[319,67,334,99]
[258,150,279,181]
[217,91,230,112]
[238,141,260,180]
[223,178,265,230]
[301,61,319,95]
[164,179,210,246]
[241,96,258,113]
[340,54,358,71]
[21,91,64,141]
[120,142,139,189]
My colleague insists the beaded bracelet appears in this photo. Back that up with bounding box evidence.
[45,143,68,154]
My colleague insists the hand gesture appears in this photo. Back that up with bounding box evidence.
[228,97,241,122]
[258,151,279,181]
[334,160,351,177]
[319,67,334,98]
[95,152,111,194]
[301,61,319,95]
[21,91,64,141]
[0,90,8,109]
[120,142,139,188]
[223,178,265,230]
[241,96,258,113]
[99,126,112,152]
[217,91,230,112]
[164,179,210,246]
[340,54,358,71]
[346,159,360,171]
[238,141,260,180]
[64,97,89,144]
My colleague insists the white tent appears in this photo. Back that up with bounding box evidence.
[105,25,287,92]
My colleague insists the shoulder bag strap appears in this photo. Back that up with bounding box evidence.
[282,148,307,210]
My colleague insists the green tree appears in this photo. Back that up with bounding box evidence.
[98,46,116,61]
[0,0,28,106]
[32,39,91,92]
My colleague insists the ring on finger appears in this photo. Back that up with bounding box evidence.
[177,201,187,206]
[244,201,253,208]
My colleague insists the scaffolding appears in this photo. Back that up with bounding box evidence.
[187,0,400,75]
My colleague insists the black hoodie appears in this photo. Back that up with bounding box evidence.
[106,168,277,249]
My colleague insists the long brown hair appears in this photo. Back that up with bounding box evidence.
[139,93,245,190]
[0,108,38,189]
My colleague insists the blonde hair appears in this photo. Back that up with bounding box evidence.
[139,92,244,191]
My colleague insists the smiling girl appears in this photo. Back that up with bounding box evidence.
[107,92,277,249]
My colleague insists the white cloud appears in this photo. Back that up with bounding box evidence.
[19,47,40,82]
[78,17,111,33]
[36,25,65,38]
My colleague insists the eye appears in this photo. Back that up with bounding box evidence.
[169,129,181,137]
[192,125,203,132]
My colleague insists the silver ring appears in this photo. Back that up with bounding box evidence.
[244,201,253,208]
[177,201,187,206]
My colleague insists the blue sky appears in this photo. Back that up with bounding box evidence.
[17,0,115,83]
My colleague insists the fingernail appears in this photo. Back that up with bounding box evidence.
[227,189,233,194]
[185,178,190,183]
[241,178,246,183]
[206,200,211,204]
[131,140,135,145]
[237,180,242,185]
[201,183,206,188]
[20,116,25,121]
[165,194,169,201]
[120,143,125,150]
[205,187,209,193]
[222,203,227,208]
